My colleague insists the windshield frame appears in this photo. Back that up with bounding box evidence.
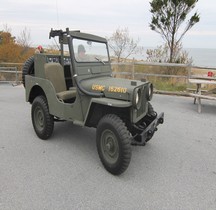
[72,38,110,64]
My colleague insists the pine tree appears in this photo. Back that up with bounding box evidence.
[149,0,200,62]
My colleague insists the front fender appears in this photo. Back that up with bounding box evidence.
[84,97,132,126]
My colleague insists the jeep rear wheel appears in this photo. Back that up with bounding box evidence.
[31,96,54,140]
[96,114,132,175]
[22,56,34,87]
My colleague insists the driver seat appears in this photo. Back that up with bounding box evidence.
[44,63,76,101]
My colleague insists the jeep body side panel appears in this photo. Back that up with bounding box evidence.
[25,75,84,124]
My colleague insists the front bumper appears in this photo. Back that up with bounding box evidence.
[131,112,164,145]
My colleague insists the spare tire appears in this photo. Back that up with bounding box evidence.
[22,56,34,87]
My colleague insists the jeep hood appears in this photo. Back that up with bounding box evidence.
[80,76,147,101]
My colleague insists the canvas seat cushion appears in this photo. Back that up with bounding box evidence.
[56,89,77,101]
[44,63,76,101]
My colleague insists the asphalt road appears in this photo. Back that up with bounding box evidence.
[0,84,216,210]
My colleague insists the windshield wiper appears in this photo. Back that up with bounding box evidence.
[95,57,105,65]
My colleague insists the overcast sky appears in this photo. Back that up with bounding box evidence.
[1,0,216,49]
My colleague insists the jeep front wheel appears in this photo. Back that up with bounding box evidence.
[31,96,54,140]
[96,114,132,175]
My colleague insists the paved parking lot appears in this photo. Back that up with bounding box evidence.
[0,84,216,210]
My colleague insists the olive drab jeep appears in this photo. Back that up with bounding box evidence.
[23,28,164,175]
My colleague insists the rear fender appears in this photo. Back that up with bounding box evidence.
[25,75,66,118]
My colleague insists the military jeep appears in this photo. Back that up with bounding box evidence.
[23,28,164,175]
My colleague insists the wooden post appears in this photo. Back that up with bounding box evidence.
[132,58,135,80]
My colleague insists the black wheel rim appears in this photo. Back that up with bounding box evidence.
[34,105,45,132]
[100,129,119,164]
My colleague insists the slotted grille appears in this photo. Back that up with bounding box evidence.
[135,86,148,119]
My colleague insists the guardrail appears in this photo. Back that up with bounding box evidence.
[0,63,23,85]
[112,61,216,78]
[112,61,191,78]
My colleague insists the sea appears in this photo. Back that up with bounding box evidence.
[137,47,216,68]
[185,48,216,68]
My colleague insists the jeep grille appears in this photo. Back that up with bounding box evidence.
[133,86,148,122]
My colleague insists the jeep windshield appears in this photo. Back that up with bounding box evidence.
[73,38,109,63]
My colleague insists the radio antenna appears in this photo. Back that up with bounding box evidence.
[55,0,59,27]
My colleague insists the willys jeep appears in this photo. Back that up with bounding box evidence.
[23,28,164,175]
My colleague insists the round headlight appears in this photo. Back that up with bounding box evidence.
[147,83,153,101]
